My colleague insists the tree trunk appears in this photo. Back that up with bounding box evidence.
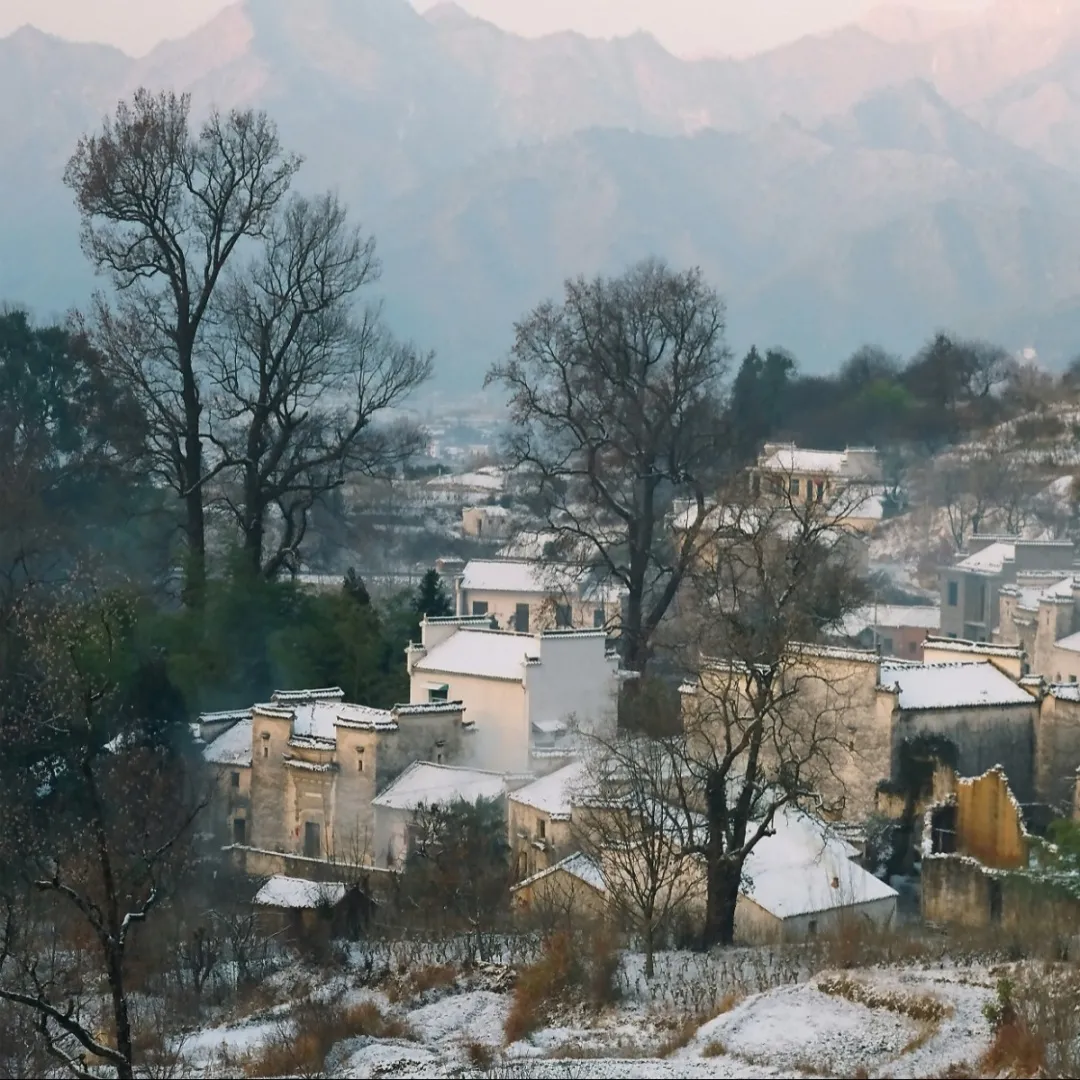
[702,857,742,949]
[106,947,135,1080]
[644,921,655,979]
[181,349,206,609]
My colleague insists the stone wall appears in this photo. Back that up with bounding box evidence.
[1035,692,1080,812]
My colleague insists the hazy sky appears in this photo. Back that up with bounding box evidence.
[0,0,991,58]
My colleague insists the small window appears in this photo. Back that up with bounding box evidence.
[514,603,530,633]
[908,641,917,656]
[807,919,818,936]
[593,606,606,629]
[816,481,825,502]
[790,478,800,497]
[538,819,546,839]
[472,600,488,616]
[436,751,443,765]
[555,604,572,628]
[232,818,246,844]
[947,581,958,607]
[303,821,321,859]
[428,684,449,703]
[262,745,269,758]
[881,637,894,655]
[1070,675,1077,684]
[231,771,240,789]
[357,750,365,772]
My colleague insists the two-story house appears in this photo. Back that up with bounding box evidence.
[406,617,621,773]
[940,537,1076,642]
[507,760,584,881]
[453,559,623,634]
[200,687,474,864]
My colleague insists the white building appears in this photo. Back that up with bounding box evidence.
[372,761,510,868]
[461,505,514,539]
[406,617,621,772]
[454,558,623,633]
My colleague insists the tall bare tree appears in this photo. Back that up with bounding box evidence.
[64,89,300,604]
[645,488,870,946]
[205,193,431,577]
[0,589,205,1078]
[574,738,702,977]
[487,259,731,673]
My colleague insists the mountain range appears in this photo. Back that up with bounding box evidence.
[6,0,1080,390]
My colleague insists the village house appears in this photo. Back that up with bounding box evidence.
[453,558,624,633]
[461,505,513,540]
[510,808,897,944]
[681,646,1046,821]
[750,443,885,533]
[920,636,1026,679]
[200,709,255,847]
[424,466,506,505]
[406,617,622,773]
[838,604,941,659]
[507,760,584,881]
[199,687,474,866]
[371,761,512,868]
[939,537,1076,642]
[994,572,1080,683]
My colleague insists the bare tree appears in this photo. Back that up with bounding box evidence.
[65,89,300,604]
[205,193,431,577]
[487,259,731,673]
[0,590,206,1078]
[574,737,702,977]
[644,489,871,947]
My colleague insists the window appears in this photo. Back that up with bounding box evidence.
[815,481,825,502]
[514,603,530,633]
[881,637,894,655]
[908,641,918,656]
[947,581,958,607]
[428,684,449,703]
[263,745,269,758]
[555,604,572,628]
[538,819,546,839]
[357,749,365,772]
[231,771,241,789]
[807,919,818,936]
[472,600,488,616]
[790,478,800,497]
[232,818,246,844]
[1071,675,1077,684]
[303,821,321,859]
[948,632,957,639]
[593,606,606,629]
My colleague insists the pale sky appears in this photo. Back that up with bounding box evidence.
[0,0,991,58]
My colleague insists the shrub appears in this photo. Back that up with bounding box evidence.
[464,1039,495,1070]
[505,932,579,1043]
[701,1038,727,1058]
[817,974,950,1023]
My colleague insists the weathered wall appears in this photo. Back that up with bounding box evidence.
[512,868,609,922]
[955,768,1027,870]
[206,760,251,846]
[508,798,573,882]
[894,703,1036,804]
[249,709,292,851]
[1035,693,1080,812]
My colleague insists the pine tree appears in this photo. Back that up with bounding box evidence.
[413,568,453,618]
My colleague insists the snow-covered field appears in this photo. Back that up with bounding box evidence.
[179,951,1001,1079]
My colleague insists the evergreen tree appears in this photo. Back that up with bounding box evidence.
[413,568,453,619]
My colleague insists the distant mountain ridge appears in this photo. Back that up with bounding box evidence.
[6,0,1080,387]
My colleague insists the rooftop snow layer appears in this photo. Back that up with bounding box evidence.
[414,628,538,680]
[287,700,395,739]
[1053,630,1080,653]
[252,875,346,909]
[460,559,582,595]
[839,604,940,636]
[759,446,851,475]
[512,852,607,895]
[741,810,897,919]
[879,661,1035,710]
[955,542,1015,573]
[202,717,253,766]
[508,761,585,820]
[372,761,507,811]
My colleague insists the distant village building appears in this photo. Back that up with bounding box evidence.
[838,605,940,659]
[424,466,506,505]
[939,536,1076,642]
[507,760,584,881]
[406,617,622,772]
[452,558,624,633]
[461,505,513,540]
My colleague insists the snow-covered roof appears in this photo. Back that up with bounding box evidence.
[922,637,1023,660]
[838,605,940,637]
[1049,682,1080,702]
[955,542,1015,574]
[741,811,897,920]
[511,852,607,895]
[759,446,851,475]
[203,717,253,766]
[1053,630,1080,654]
[461,559,582,595]
[372,761,507,811]
[879,661,1035,710]
[509,761,585,821]
[252,875,346,909]
[284,700,396,739]
[427,470,505,492]
[414,628,539,681]
[465,504,512,517]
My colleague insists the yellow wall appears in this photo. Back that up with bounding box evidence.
[954,768,1027,871]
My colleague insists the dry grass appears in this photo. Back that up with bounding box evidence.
[385,963,458,1003]
[243,999,414,1077]
[978,1019,1046,1079]
[701,1037,727,1058]
[464,1039,495,1070]
[654,990,741,1058]
[817,974,951,1023]
[504,930,621,1045]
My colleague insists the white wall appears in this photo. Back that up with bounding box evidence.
[526,633,619,742]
